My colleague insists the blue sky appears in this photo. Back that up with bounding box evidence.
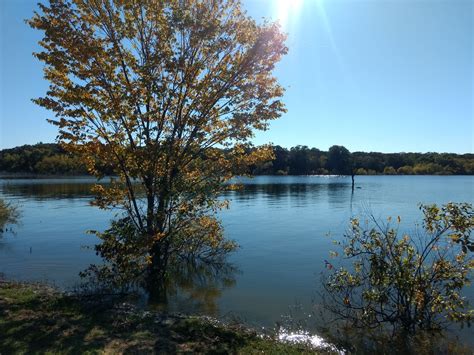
[0,0,472,153]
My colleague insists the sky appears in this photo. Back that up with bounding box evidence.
[0,0,472,153]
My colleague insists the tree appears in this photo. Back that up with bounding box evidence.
[327,145,354,188]
[271,145,289,175]
[288,145,311,175]
[397,165,414,175]
[35,154,85,175]
[323,203,474,336]
[383,166,396,175]
[29,0,287,289]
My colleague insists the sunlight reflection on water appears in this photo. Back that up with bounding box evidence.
[277,327,344,353]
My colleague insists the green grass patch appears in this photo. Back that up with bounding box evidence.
[0,281,326,354]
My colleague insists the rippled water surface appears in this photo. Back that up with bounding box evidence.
[1,175,473,341]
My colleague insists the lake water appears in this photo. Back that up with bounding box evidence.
[1,175,473,343]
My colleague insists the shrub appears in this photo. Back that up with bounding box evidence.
[323,203,474,333]
[383,166,397,175]
[397,165,414,175]
[0,199,19,233]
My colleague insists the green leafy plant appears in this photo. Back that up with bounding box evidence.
[0,199,19,234]
[323,202,474,333]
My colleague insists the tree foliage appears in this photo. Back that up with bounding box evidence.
[0,144,87,175]
[29,0,287,286]
[0,199,19,234]
[323,203,474,334]
[257,146,474,176]
[327,145,352,175]
[2,143,474,176]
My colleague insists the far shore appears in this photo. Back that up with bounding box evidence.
[1,172,473,179]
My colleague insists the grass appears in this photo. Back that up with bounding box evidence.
[0,281,327,354]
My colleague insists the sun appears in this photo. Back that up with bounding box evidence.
[274,0,304,28]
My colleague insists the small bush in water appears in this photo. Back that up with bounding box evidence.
[324,202,474,333]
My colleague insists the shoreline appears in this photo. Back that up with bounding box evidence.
[0,280,335,354]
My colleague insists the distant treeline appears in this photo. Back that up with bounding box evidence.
[0,143,473,176]
[0,144,87,175]
[254,145,474,176]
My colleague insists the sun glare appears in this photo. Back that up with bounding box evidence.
[274,0,304,28]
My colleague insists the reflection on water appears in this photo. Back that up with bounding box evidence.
[77,258,239,318]
[1,178,100,200]
[226,183,347,199]
[0,175,473,344]
[278,328,342,353]
[148,261,239,316]
[2,182,96,200]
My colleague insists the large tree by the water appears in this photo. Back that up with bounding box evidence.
[29,0,287,287]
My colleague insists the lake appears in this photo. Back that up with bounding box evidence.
[1,175,473,342]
